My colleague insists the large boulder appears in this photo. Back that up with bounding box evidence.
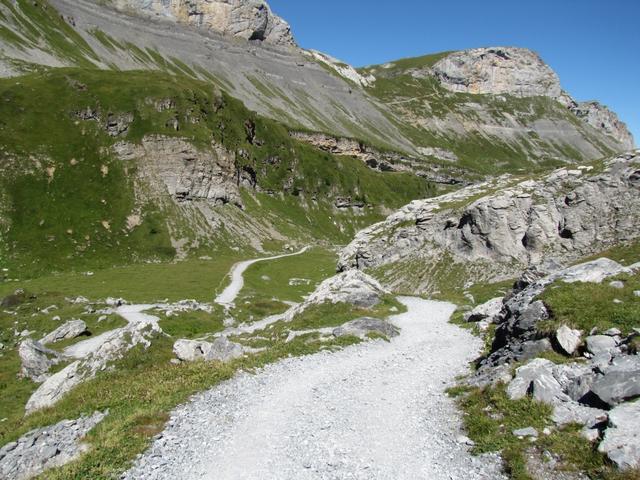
[173,337,244,363]
[40,320,87,345]
[18,339,65,383]
[0,411,106,480]
[332,317,399,339]
[590,356,640,407]
[111,0,296,46]
[598,399,640,470]
[283,271,389,322]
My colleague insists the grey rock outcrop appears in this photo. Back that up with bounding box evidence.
[40,320,87,345]
[338,152,640,294]
[110,0,295,46]
[18,339,65,383]
[25,317,161,414]
[332,317,399,339]
[173,337,244,363]
[598,399,640,470]
[585,335,618,356]
[113,135,242,207]
[0,411,106,480]
[432,47,562,98]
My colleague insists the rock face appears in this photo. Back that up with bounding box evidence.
[0,411,106,480]
[338,152,640,293]
[40,320,87,345]
[432,47,562,98]
[568,101,635,151]
[18,339,65,383]
[113,136,242,207]
[332,317,400,339]
[289,131,466,184]
[173,337,244,363]
[111,0,295,46]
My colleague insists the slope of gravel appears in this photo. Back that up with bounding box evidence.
[123,297,506,480]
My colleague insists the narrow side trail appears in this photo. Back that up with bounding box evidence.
[215,246,310,307]
[124,297,506,480]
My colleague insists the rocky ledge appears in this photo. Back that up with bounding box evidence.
[338,152,640,294]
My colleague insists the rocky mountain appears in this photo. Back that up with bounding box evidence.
[360,47,634,172]
[338,151,640,294]
[0,2,633,173]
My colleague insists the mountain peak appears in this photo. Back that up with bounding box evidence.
[110,0,296,46]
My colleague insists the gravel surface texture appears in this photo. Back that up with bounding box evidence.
[123,297,506,480]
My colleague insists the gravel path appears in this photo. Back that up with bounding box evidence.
[123,297,506,480]
[215,247,310,306]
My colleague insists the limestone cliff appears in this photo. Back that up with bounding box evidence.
[110,0,295,46]
[338,151,640,293]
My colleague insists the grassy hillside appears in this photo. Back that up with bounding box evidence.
[0,68,435,279]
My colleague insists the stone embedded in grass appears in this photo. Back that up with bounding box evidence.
[609,280,625,289]
[332,317,399,339]
[39,320,87,345]
[507,358,568,404]
[512,427,538,438]
[173,337,244,363]
[634,291,640,298]
[555,325,581,355]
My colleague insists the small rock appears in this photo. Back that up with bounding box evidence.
[581,427,600,442]
[173,337,244,363]
[609,281,625,289]
[603,328,622,337]
[513,427,538,438]
[634,291,640,298]
[555,325,581,355]
[463,297,503,323]
[613,299,623,304]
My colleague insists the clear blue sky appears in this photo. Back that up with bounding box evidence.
[269,0,638,146]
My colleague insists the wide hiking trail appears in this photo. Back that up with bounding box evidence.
[124,297,506,480]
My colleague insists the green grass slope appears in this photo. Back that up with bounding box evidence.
[0,68,435,279]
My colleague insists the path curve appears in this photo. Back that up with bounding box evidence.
[215,246,310,307]
[124,297,506,480]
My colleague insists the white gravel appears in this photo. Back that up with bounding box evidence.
[122,297,506,480]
